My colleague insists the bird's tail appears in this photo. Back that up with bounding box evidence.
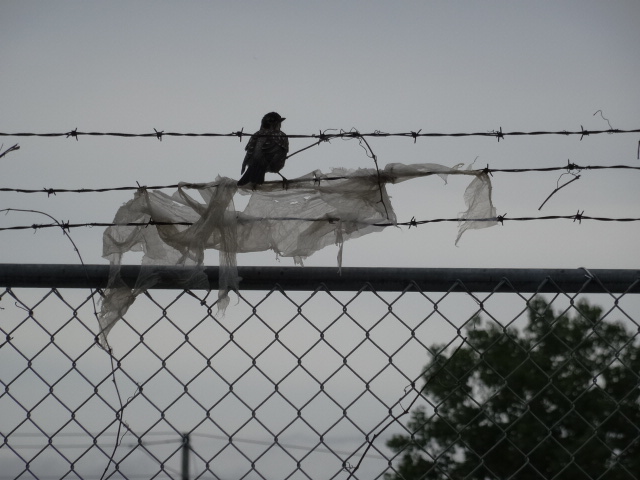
[237,164,266,186]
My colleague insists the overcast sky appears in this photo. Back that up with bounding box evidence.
[1,1,639,269]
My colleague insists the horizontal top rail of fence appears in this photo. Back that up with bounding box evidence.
[0,264,638,293]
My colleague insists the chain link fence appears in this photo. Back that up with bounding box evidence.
[1,265,639,480]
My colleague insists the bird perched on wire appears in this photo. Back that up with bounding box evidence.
[238,112,289,188]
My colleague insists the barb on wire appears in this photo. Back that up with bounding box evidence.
[566,159,580,171]
[66,128,79,141]
[580,126,590,141]
[316,129,333,143]
[232,128,244,142]
[493,127,504,142]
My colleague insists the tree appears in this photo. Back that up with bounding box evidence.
[386,298,640,480]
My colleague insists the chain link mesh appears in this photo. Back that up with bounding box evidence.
[1,271,639,479]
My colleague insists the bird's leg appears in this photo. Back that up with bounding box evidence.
[278,173,289,190]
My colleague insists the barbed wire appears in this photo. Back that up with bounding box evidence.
[0,163,638,196]
[1,212,638,234]
[1,126,639,142]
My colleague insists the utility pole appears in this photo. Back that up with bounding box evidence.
[181,433,190,480]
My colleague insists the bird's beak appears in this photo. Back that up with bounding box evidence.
[280,117,286,122]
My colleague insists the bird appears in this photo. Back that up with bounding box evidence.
[238,112,289,188]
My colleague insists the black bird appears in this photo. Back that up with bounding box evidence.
[238,112,289,187]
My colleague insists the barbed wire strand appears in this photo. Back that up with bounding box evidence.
[1,163,638,196]
[1,127,639,141]
[1,213,639,234]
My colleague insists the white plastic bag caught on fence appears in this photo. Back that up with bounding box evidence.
[98,163,496,348]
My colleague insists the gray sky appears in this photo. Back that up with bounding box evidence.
[1,0,639,269]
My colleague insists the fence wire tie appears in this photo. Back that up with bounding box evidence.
[408,216,418,229]
[497,213,507,225]
[185,289,210,306]
[66,128,79,141]
[136,181,147,193]
[125,385,143,406]
[153,128,164,141]
[45,188,56,197]
[483,164,493,177]
[399,382,416,411]
[580,267,595,281]
[0,335,13,349]
[60,221,70,232]
[14,302,30,313]
[410,129,422,143]
[343,462,355,472]
[573,210,584,224]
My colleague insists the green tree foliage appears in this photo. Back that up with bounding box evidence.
[386,298,640,480]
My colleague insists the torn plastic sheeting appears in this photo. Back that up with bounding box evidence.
[97,163,496,349]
